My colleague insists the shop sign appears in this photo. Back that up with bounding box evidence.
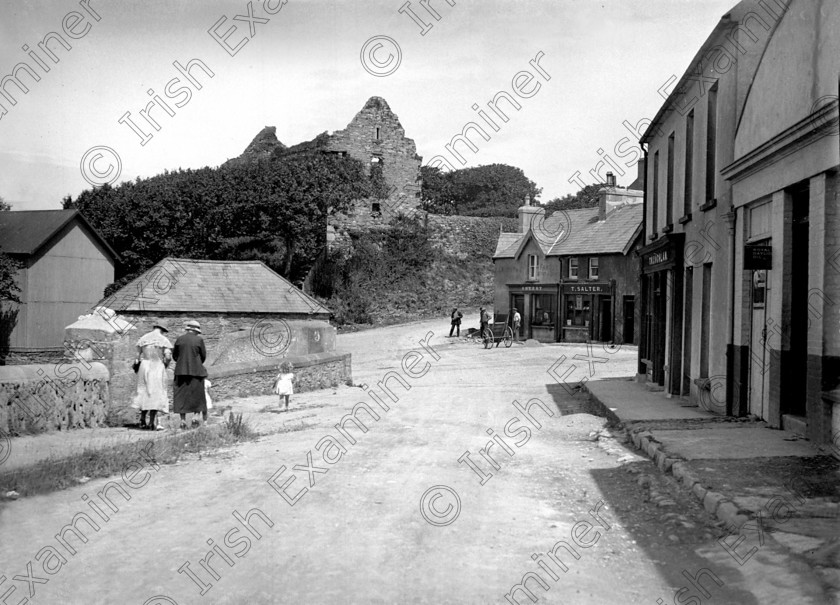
[644,249,671,269]
[517,285,555,292]
[563,283,610,294]
[744,245,772,270]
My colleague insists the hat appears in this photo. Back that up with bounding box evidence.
[184,320,202,333]
[153,323,169,333]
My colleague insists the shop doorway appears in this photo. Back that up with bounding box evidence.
[511,294,525,339]
[785,188,809,418]
[622,296,635,344]
[749,265,771,419]
[682,267,693,396]
[599,297,612,342]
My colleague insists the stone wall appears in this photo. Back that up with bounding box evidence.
[209,352,352,401]
[425,215,518,259]
[0,363,110,435]
[3,348,67,365]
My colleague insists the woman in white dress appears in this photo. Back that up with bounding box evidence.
[132,324,173,430]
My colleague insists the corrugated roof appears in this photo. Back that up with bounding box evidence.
[549,204,643,256]
[0,209,118,259]
[102,258,330,315]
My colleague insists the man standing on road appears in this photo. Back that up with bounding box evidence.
[173,319,208,430]
[512,309,521,342]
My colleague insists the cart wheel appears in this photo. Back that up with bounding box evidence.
[504,327,513,348]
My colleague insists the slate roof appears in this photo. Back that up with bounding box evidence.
[549,204,643,256]
[103,258,330,315]
[0,209,118,259]
[494,203,643,260]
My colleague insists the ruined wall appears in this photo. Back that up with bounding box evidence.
[327,97,422,234]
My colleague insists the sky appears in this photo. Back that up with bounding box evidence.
[0,0,738,211]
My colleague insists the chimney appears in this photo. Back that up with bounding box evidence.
[606,172,616,187]
[629,158,646,191]
[518,196,544,233]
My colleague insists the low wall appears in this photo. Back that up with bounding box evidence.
[209,352,352,401]
[0,363,110,435]
[3,348,67,365]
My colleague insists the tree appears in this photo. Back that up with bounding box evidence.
[421,164,541,217]
[0,197,22,303]
[542,183,605,214]
[65,151,374,286]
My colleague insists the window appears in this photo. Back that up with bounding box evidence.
[666,132,675,225]
[566,295,591,327]
[532,294,555,325]
[371,202,381,215]
[589,257,599,279]
[569,257,579,279]
[652,151,660,233]
[705,83,718,204]
[375,126,381,140]
[684,110,694,215]
[528,255,540,280]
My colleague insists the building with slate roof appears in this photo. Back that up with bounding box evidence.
[0,210,117,363]
[86,258,345,421]
[101,258,331,354]
[493,175,643,343]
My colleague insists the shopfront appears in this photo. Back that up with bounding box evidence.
[507,284,559,343]
[638,234,684,390]
[561,283,613,343]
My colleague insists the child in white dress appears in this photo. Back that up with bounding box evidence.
[273,361,294,412]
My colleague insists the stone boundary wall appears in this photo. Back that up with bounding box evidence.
[3,348,67,365]
[209,352,352,401]
[330,213,518,259]
[0,363,110,435]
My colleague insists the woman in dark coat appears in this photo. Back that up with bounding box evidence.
[172,319,208,429]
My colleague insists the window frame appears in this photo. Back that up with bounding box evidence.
[569,257,579,280]
[589,257,599,280]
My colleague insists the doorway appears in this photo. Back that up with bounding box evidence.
[785,187,809,417]
[622,296,635,344]
[511,294,525,340]
[600,296,612,342]
[749,265,771,418]
[682,266,693,396]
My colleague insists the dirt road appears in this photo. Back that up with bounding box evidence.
[0,319,828,604]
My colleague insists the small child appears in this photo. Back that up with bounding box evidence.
[273,361,295,412]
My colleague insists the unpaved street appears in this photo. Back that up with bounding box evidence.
[0,319,827,604]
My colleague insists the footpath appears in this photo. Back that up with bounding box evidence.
[585,377,840,599]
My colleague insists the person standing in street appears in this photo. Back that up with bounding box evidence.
[449,307,463,337]
[173,319,208,430]
[512,309,522,343]
[132,323,172,430]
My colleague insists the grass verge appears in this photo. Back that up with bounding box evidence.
[0,412,257,501]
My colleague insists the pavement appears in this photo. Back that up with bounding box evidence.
[585,376,840,599]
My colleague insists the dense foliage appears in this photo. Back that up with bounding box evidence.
[64,153,374,290]
[421,164,541,217]
[541,183,605,214]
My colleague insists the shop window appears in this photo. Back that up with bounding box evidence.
[589,257,599,279]
[528,255,540,280]
[566,295,591,327]
[532,294,555,326]
[569,257,579,279]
